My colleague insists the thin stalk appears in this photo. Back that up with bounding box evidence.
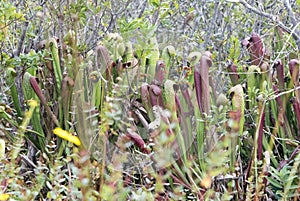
[11,100,38,160]
[23,72,46,151]
[30,77,60,127]
[6,68,22,117]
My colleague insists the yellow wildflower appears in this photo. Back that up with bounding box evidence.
[200,175,212,189]
[0,193,10,201]
[53,127,81,146]
[27,99,38,107]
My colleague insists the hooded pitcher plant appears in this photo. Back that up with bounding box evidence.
[92,45,112,112]
[194,51,213,152]
[242,33,264,66]
[247,65,261,110]
[161,45,176,79]
[145,36,160,83]
[29,76,60,128]
[289,59,300,103]
[289,59,300,137]
[6,68,22,117]
[228,84,245,169]
[23,72,46,151]
[194,51,212,116]
[48,38,62,92]
[226,61,240,86]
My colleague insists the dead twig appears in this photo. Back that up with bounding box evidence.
[237,0,300,50]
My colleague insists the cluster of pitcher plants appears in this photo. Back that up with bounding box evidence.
[1,25,300,200]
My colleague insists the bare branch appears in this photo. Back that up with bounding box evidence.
[14,20,29,113]
[283,0,298,28]
[237,0,300,50]
[15,21,29,57]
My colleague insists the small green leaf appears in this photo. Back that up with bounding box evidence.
[268,177,282,189]
[0,139,5,159]
[149,0,160,7]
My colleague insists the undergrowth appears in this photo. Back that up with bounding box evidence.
[0,0,299,200]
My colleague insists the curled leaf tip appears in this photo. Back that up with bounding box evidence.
[289,59,300,66]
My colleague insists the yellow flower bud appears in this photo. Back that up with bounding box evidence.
[53,128,81,146]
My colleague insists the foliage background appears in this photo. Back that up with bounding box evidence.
[0,0,300,200]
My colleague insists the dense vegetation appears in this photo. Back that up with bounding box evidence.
[0,0,299,200]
